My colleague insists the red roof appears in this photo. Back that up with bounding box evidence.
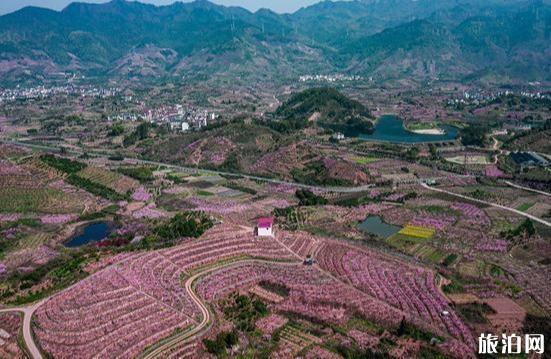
[257,217,274,229]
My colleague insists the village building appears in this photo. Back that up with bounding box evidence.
[256,217,274,237]
[492,129,508,136]
[510,152,549,168]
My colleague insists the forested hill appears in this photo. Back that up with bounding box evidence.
[276,88,371,122]
[270,88,374,135]
[0,0,549,85]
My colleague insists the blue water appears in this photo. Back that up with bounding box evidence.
[357,216,401,238]
[65,222,111,248]
[359,115,458,144]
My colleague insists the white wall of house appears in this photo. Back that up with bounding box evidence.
[258,226,273,236]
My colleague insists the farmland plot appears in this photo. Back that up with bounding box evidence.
[0,312,24,358]
[34,254,199,359]
[77,166,139,194]
[0,188,85,214]
[315,242,474,347]
[0,157,95,215]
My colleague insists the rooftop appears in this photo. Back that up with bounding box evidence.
[257,217,274,229]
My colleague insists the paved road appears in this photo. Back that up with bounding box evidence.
[504,181,551,197]
[421,183,551,227]
[0,301,45,359]
[141,271,211,359]
[1,139,377,194]
[134,158,377,193]
[3,138,549,356]
[142,259,302,358]
[1,138,474,194]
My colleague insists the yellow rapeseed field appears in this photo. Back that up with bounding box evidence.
[398,225,435,239]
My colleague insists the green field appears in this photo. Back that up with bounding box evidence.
[77,166,138,194]
[517,202,535,212]
[0,188,83,214]
[351,156,381,164]
[18,233,52,249]
[412,245,447,264]
[196,190,214,196]
[386,233,429,251]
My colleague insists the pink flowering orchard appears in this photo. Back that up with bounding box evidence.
[0,3,549,358]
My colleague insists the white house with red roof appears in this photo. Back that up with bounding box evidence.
[256,217,274,237]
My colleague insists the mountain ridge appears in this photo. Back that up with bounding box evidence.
[0,0,549,85]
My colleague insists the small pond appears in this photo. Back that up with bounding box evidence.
[357,216,401,238]
[65,222,113,248]
[359,115,458,144]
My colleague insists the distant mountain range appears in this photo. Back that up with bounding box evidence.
[0,0,549,85]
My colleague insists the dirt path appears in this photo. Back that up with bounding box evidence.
[489,136,507,164]
[491,136,500,151]
[492,137,499,163]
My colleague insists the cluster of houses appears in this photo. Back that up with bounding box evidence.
[299,74,363,83]
[108,104,218,132]
[165,105,217,133]
[331,132,346,142]
[0,85,119,104]
[447,88,550,106]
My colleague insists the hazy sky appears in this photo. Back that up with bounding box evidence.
[0,0,324,15]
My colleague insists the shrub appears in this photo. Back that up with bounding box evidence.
[501,218,536,240]
[460,124,488,147]
[295,189,327,206]
[457,302,495,324]
[109,124,125,136]
[225,182,257,195]
[66,174,125,201]
[442,254,458,267]
[203,331,239,355]
[155,212,213,241]
[40,154,86,174]
[395,319,439,343]
[118,167,154,182]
